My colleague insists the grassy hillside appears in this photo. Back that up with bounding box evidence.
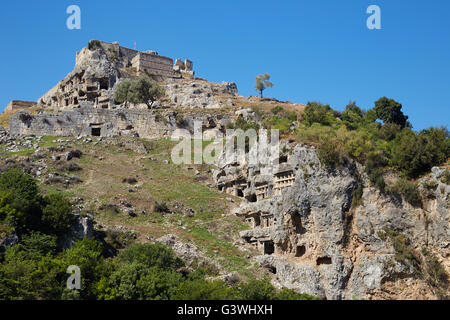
[1,135,262,277]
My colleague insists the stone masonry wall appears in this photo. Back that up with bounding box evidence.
[4,101,35,113]
[9,107,177,139]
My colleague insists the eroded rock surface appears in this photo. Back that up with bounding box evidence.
[214,144,450,300]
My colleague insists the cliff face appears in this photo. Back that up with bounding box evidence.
[39,44,120,110]
[2,40,448,300]
[215,144,450,300]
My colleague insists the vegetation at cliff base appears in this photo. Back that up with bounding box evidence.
[255,73,274,98]
[0,168,318,300]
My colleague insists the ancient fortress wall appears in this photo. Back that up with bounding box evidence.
[132,53,174,77]
[9,108,177,139]
[4,100,35,113]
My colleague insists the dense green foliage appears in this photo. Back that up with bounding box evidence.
[378,229,449,299]
[114,76,165,108]
[88,40,101,50]
[296,99,449,185]
[391,179,422,207]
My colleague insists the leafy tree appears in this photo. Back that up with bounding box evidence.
[115,76,165,108]
[341,101,364,130]
[377,122,403,141]
[374,97,409,128]
[271,105,284,115]
[41,194,76,236]
[302,102,335,126]
[0,168,43,233]
[237,278,275,300]
[114,79,132,106]
[391,127,449,178]
[255,73,273,98]
[118,243,184,270]
[0,192,18,225]
[174,279,236,300]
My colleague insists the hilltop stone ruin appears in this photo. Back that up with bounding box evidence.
[7,40,239,138]
[37,40,197,110]
[2,40,448,301]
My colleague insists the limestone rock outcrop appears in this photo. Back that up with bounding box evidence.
[156,234,212,267]
[165,79,238,109]
[214,144,450,300]
[60,213,96,249]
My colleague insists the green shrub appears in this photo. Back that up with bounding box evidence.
[108,263,182,300]
[154,201,170,214]
[392,179,422,207]
[237,278,276,300]
[341,102,364,130]
[232,115,260,131]
[365,151,388,192]
[118,243,184,270]
[422,248,449,299]
[380,228,421,275]
[115,76,165,108]
[302,102,335,126]
[262,116,292,134]
[374,97,409,128]
[0,245,62,299]
[377,122,402,141]
[173,279,236,300]
[60,239,109,298]
[392,127,449,179]
[20,232,57,257]
[351,184,364,209]
[0,168,43,232]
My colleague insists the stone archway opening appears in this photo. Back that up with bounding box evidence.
[263,241,275,255]
[91,127,101,136]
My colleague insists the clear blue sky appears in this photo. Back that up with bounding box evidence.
[0,0,449,130]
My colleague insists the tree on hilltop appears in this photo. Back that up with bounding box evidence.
[114,76,165,109]
[255,73,274,98]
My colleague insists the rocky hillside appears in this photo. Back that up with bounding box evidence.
[0,40,448,301]
[216,143,449,299]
